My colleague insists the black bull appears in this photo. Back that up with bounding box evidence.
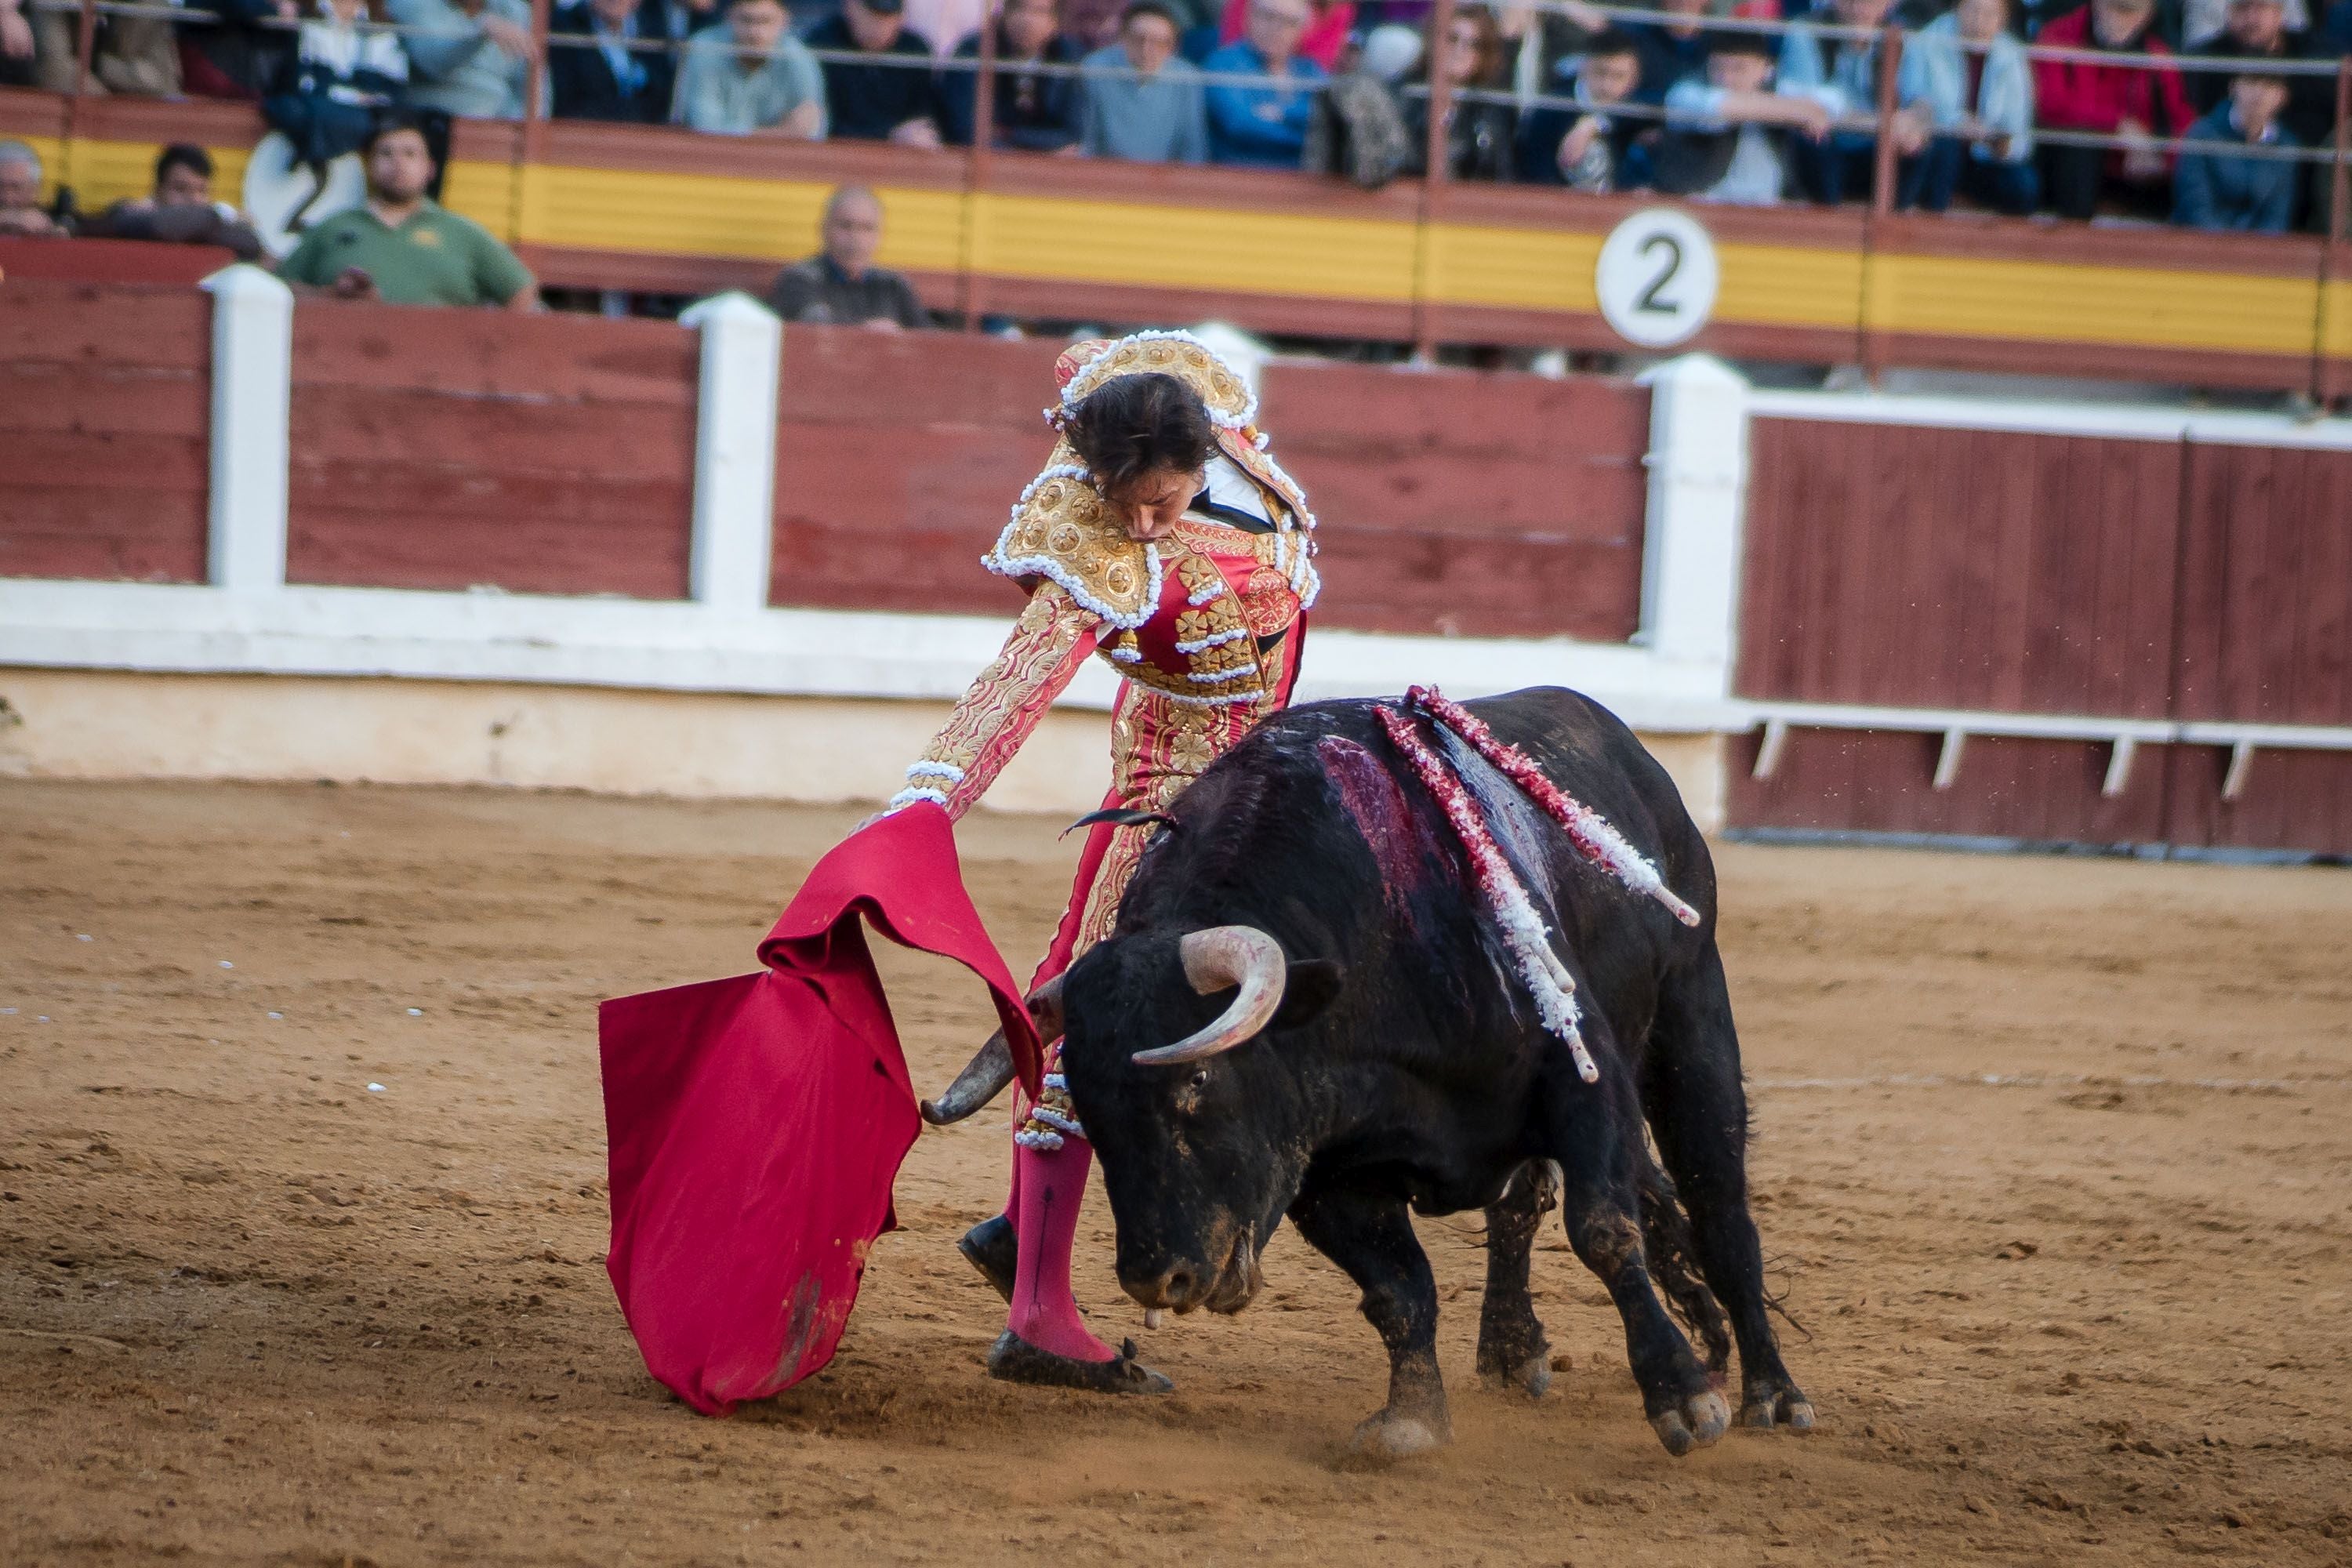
[1056,686,1813,1459]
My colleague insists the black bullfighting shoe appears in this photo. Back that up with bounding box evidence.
[985,1331,1174,1395]
[958,1214,1017,1302]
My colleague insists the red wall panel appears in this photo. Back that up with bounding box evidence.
[285,303,696,598]
[1263,362,1647,641]
[769,325,1064,617]
[1737,420,2185,717]
[0,281,209,584]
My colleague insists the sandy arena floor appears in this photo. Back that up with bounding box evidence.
[2,778,2349,1567]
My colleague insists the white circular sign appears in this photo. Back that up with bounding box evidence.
[1594,209,1719,349]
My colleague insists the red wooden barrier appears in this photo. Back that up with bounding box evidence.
[0,278,209,584]
[1265,362,1648,641]
[285,302,698,598]
[766,328,1653,642]
[769,325,1065,617]
[1730,417,2352,857]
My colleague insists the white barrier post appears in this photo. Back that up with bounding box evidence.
[679,292,784,616]
[1635,353,1751,696]
[200,264,294,592]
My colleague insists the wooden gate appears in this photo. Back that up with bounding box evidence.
[1729,416,2352,858]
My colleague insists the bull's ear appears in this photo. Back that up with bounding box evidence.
[1269,959,1345,1032]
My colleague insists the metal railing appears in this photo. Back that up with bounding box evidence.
[16,0,2352,378]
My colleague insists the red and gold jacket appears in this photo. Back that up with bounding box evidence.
[887,332,1323,844]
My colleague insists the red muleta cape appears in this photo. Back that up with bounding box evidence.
[597,803,1041,1416]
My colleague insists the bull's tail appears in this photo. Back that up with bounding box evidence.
[1635,1152,1733,1377]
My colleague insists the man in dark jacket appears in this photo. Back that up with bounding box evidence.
[2182,0,2333,146]
[766,183,929,328]
[803,0,945,143]
[2174,67,2302,228]
[550,0,681,121]
[942,0,1083,149]
[1515,28,1653,190]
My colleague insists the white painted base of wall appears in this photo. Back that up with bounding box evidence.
[0,667,1728,830]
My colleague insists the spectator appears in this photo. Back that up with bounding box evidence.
[766,183,928,326]
[2033,0,2194,220]
[550,0,680,122]
[1898,0,2038,212]
[1654,31,1835,202]
[0,0,32,89]
[2184,0,2332,147]
[1625,0,1720,106]
[1778,0,1937,204]
[1212,0,1351,70]
[387,0,536,118]
[278,111,538,306]
[943,0,1083,148]
[84,143,268,260]
[23,0,182,94]
[1079,1,1209,161]
[1491,0,1613,107]
[2179,0,2309,45]
[1064,0,1127,50]
[2174,67,2300,226]
[909,0,985,58]
[0,139,61,235]
[673,0,825,132]
[264,0,412,169]
[804,0,946,145]
[181,0,299,100]
[1515,27,1652,191]
[1202,0,1327,166]
[1400,4,1515,179]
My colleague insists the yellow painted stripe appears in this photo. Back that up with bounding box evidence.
[1865,251,2321,355]
[972,191,1419,303]
[24,132,2347,367]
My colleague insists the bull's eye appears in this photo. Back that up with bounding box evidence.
[1189,1069,1210,1091]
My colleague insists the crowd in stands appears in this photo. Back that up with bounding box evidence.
[2,0,2348,236]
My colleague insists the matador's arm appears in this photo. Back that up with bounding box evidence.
[887,582,1103,821]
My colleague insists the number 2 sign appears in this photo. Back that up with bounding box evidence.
[1593,209,1720,350]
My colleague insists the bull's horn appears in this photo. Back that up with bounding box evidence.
[920,977,1065,1125]
[1131,927,1287,1066]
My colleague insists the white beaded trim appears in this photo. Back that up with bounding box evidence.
[1014,1127,1065,1151]
[1109,644,1143,664]
[1186,663,1260,685]
[1028,1105,1086,1138]
[1043,1072,1068,1091]
[1174,628,1249,655]
[904,760,965,784]
[1186,582,1225,608]
[887,785,949,811]
[1058,329,1260,431]
[982,539,1164,632]
[1154,688,1264,708]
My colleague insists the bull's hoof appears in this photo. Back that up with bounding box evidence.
[985,1331,1173,1396]
[1740,1385,1817,1433]
[1348,1408,1451,1463]
[1650,1388,1732,1457]
[1476,1351,1552,1401]
[958,1215,1016,1303]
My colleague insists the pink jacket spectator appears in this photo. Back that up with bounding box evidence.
[1218,0,1354,70]
[2031,5,2194,136]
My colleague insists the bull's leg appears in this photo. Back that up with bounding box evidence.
[1288,1185,1450,1461]
[1475,1160,1555,1399]
[1642,944,1813,1433]
[1547,1076,1730,1457]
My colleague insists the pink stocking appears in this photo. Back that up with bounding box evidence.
[1006,1135,1116,1363]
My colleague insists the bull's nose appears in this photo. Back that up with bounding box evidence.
[1123,1264,1200,1312]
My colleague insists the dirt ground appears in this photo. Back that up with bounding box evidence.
[3,778,2349,1568]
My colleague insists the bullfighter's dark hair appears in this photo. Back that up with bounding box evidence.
[1063,372,1217,498]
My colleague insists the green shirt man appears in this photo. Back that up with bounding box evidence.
[279,115,536,310]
